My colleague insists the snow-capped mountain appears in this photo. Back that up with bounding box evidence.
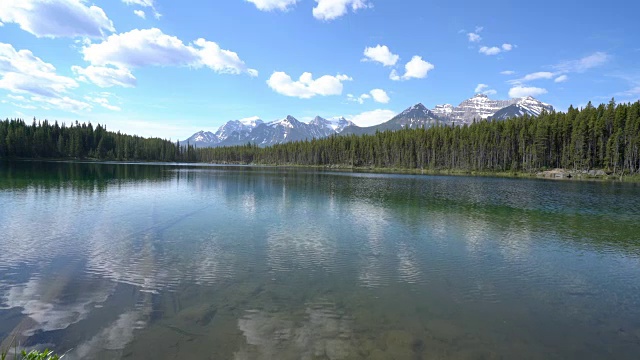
[215,118,264,142]
[181,117,264,147]
[380,103,445,130]
[432,104,454,117]
[432,94,516,124]
[182,130,220,147]
[489,105,530,120]
[343,103,446,136]
[395,103,444,128]
[431,94,554,124]
[489,97,554,120]
[181,95,554,148]
[250,115,313,145]
[188,115,355,148]
[309,116,354,136]
[512,96,554,116]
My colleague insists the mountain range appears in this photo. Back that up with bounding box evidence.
[181,94,554,148]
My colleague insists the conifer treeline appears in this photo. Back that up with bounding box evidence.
[197,100,640,174]
[2,100,639,174]
[0,119,197,161]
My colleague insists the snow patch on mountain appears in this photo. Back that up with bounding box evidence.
[515,96,554,116]
[432,104,453,117]
[432,94,553,124]
[182,95,555,148]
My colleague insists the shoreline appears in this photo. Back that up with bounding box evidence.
[210,161,640,182]
[3,157,639,182]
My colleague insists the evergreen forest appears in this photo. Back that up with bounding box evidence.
[0,119,197,162]
[2,99,639,175]
[198,100,640,174]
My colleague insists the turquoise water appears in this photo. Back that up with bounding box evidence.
[1,160,639,359]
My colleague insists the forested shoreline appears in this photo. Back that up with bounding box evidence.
[0,119,197,162]
[198,100,640,175]
[2,99,639,175]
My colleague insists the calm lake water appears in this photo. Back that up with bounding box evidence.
[1,160,639,359]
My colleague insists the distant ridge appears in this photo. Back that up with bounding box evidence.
[181,95,554,148]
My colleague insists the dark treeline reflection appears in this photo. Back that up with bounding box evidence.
[2,161,639,253]
[0,160,173,191]
[175,167,640,254]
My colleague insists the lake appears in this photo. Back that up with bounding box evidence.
[1,160,639,359]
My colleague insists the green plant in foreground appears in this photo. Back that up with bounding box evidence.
[20,350,60,360]
[1,349,60,360]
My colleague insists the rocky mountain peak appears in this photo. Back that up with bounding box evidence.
[182,95,555,149]
[400,103,430,116]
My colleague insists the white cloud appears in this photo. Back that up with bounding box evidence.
[8,95,38,109]
[362,45,399,66]
[611,74,640,100]
[616,86,640,97]
[122,0,161,19]
[72,65,137,88]
[500,70,516,75]
[84,95,121,111]
[240,116,261,123]
[82,28,197,68]
[369,89,389,104]
[123,0,154,6]
[0,0,114,38]
[554,75,568,83]
[521,71,555,81]
[467,33,481,42]
[0,42,78,98]
[475,84,489,93]
[194,38,259,76]
[81,28,258,78]
[133,10,146,19]
[479,46,501,56]
[508,86,548,98]
[508,71,562,86]
[312,0,370,21]
[346,109,396,127]
[479,44,513,56]
[246,0,298,11]
[390,56,434,81]
[0,42,95,113]
[474,83,497,96]
[31,95,91,112]
[555,52,610,73]
[12,102,37,110]
[347,93,370,104]
[350,89,389,104]
[475,26,484,33]
[267,72,352,98]
[506,52,607,92]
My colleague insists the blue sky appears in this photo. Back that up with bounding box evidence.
[1,0,639,139]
